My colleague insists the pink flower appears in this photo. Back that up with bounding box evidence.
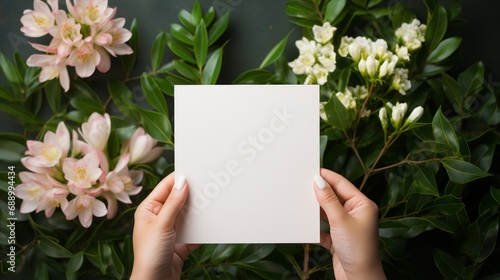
[49,11,83,55]
[63,151,102,190]
[67,41,100,77]
[71,130,91,156]
[102,154,143,208]
[63,194,107,228]
[24,122,70,168]
[78,112,111,151]
[20,0,58,37]
[26,44,70,92]
[16,172,68,217]
[94,17,133,56]
[126,127,163,164]
[66,0,114,25]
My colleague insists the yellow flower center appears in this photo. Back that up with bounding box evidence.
[34,16,49,27]
[28,186,42,199]
[85,5,100,22]
[75,166,88,181]
[62,23,78,40]
[40,144,60,162]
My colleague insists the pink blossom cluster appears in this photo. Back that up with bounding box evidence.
[17,113,162,228]
[20,0,133,92]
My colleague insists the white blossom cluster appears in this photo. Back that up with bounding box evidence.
[395,19,427,51]
[379,101,424,133]
[320,85,370,124]
[288,22,337,85]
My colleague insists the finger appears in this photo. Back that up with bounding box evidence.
[157,174,189,230]
[320,168,365,203]
[319,232,334,254]
[314,174,347,225]
[135,172,176,217]
[175,243,201,261]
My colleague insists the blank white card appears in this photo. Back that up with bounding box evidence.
[174,85,319,243]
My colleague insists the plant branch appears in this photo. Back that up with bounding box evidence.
[302,244,310,279]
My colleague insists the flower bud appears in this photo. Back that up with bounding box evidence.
[405,106,424,125]
[128,127,163,164]
[78,113,111,151]
[379,107,388,132]
[390,102,408,130]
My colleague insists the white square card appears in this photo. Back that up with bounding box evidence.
[174,85,319,243]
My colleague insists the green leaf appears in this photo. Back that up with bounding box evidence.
[191,0,202,25]
[110,245,125,279]
[45,79,62,113]
[425,5,448,51]
[410,166,439,197]
[38,238,72,258]
[208,12,230,46]
[458,61,484,97]
[0,103,43,125]
[0,85,17,101]
[427,37,462,64]
[491,187,500,204]
[431,195,464,215]
[178,9,196,33]
[70,96,103,115]
[433,248,465,279]
[338,66,351,93]
[324,0,347,22]
[121,18,138,78]
[477,215,500,262]
[153,76,174,96]
[441,73,464,111]
[0,139,26,162]
[442,159,490,184]
[194,20,208,68]
[170,23,194,45]
[173,59,199,81]
[239,244,275,264]
[140,109,173,144]
[324,94,349,131]
[0,52,23,91]
[260,33,290,69]
[66,251,84,279]
[320,135,328,166]
[108,78,140,120]
[432,108,460,155]
[122,235,134,273]
[234,260,286,279]
[471,133,496,172]
[151,32,167,71]
[166,35,197,64]
[202,47,223,84]
[203,6,216,25]
[233,69,273,84]
[140,74,169,115]
[98,242,112,274]
[69,80,101,103]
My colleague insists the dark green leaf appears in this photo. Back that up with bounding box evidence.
[233,69,273,84]
[108,78,140,121]
[66,251,84,279]
[0,85,17,101]
[122,235,134,273]
[338,66,351,93]
[140,109,173,144]
[239,244,275,264]
[431,195,464,215]
[98,242,112,275]
[70,96,103,115]
[170,23,194,45]
[260,33,290,69]
[433,248,465,279]
[153,76,174,96]
[378,220,409,238]
[167,35,197,64]
[35,261,49,280]
[0,103,43,125]
[234,260,286,279]
[194,20,208,68]
[121,18,138,78]
[324,94,349,131]
[320,135,328,166]
[477,215,499,262]
[173,60,199,81]
[141,74,169,115]
[427,37,461,64]
[425,5,448,51]
[325,0,347,22]
[208,12,230,46]
[458,61,484,96]
[442,159,490,184]
[110,245,125,279]
[38,238,72,258]
[491,187,500,204]
[410,166,439,197]
[441,73,464,111]
[178,9,196,33]
[0,52,23,92]
[202,47,223,84]
[427,217,455,233]
[68,80,101,103]
[45,79,62,113]
[471,134,496,171]
[151,32,167,71]
[0,139,26,162]
[432,108,460,155]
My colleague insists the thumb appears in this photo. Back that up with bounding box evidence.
[314,174,347,226]
[157,174,189,230]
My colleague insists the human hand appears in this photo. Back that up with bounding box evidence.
[131,173,199,280]
[314,168,386,280]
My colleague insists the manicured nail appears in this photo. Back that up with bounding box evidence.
[314,175,326,189]
[175,175,186,190]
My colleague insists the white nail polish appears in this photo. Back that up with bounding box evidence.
[314,175,326,189]
[175,175,186,190]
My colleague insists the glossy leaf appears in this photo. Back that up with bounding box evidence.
[141,74,169,115]
[151,32,167,71]
[458,61,484,96]
[202,47,223,84]
[70,96,103,115]
[427,37,462,64]
[0,52,23,91]
[410,166,439,197]
[477,215,499,262]
[108,78,140,121]
[431,195,464,215]
[45,78,62,113]
[324,94,349,131]
[203,6,216,25]
[441,73,464,111]
[208,12,230,46]
[432,108,460,155]
[260,33,289,69]
[0,139,25,162]
[178,9,196,33]
[425,5,448,51]
[153,76,175,96]
[173,59,199,81]
[191,0,202,25]
[66,251,84,279]
[0,103,43,125]
[491,187,500,204]
[442,159,490,184]
[38,238,72,258]
[122,18,138,77]
[167,35,197,64]
[239,244,275,264]
[170,23,194,45]
[433,249,465,279]
[233,69,273,84]
[140,109,173,144]
[324,0,347,22]
[194,20,208,68]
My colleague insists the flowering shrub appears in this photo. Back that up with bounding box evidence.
[0,0,499,279]
[20,0,133,91]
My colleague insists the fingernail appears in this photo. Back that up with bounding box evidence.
[314,175,326,189]
[175,175,186,190]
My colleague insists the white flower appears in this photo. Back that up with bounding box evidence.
[391,68,411,95]
[406,106,424,124]
[317,43,336,72]
[313,22,336,44]
[127,127,163,164]
[24,122,70,168]
[365,55,379,78]
[390,102,408,130]
[319,102,328,122]
[336,91,356,110]
[395,19,427,51]
[349,85,368,100]
[338,36,353,57]
[78,112,111,151]
[379,107,388,132]
[20,0,58,37]
[395,44,410,61]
